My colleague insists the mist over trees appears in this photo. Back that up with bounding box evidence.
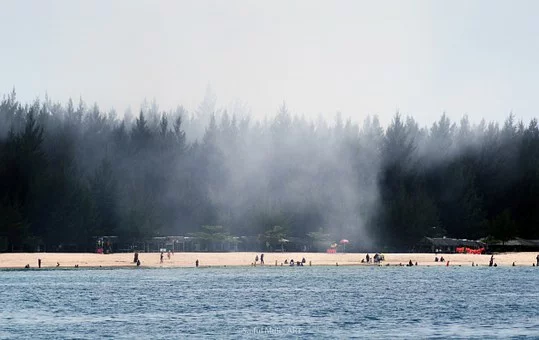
[1,89,538,252]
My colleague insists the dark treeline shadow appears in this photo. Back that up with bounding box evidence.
[1,89,538,252]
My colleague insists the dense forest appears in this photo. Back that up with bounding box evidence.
[1,89,538,252]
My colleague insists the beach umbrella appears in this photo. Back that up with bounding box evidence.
[339,239,349,252]
[278,238,289,251]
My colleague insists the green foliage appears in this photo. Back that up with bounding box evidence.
[1,92,539,253]
[259,225,288,251]
[489,209,517,243]
[307,228,332,251]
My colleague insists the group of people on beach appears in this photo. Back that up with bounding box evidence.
[159,250,174,264]
[361,253,383,264]
[254,254,264,265]
[283,258,306,266]
[17,252,539,269]
[434,256,445,262]
[23,260,74,269]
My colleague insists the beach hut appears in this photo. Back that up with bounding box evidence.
[415,237,486,253]
[487,238,539,252]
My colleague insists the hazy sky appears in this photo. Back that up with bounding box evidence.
[1,0,538,126]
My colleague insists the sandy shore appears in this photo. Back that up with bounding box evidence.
[1,252,538,269]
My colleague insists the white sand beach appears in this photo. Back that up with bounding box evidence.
[1,251,537,269]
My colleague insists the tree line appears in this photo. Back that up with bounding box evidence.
[1,89,537,252]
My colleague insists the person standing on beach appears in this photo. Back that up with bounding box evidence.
[260,254,264,265]
[195,259,199,267]
[38,259,41,268]
[536,254,539,266]
[489,255,494,267]
[160,252,164,264]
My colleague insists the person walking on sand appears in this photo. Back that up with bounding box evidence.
[160,252,164,264]
[489,255,494,267]
[536,254,539,266]
[38,259,41,268]
[255,255,259,264]
[260,254,264,265]
[195,259,199,268]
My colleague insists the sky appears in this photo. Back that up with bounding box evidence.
[1,0,538,127]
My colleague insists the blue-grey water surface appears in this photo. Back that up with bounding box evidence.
[1,266,538,339]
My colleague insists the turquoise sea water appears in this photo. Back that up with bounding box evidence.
[1,266,538,339]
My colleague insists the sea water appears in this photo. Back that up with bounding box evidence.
[1,266,538,339]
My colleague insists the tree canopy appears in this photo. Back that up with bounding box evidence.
[1,91,538,252]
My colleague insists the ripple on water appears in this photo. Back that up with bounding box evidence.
[0,266,538,338]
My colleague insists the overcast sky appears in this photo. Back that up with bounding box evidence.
[1,0,538,126]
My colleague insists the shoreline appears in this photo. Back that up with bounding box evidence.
[1,252,537,270]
